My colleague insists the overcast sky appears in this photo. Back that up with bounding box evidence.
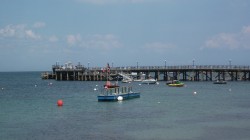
[0,0,250,71]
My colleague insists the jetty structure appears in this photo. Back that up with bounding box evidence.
[41,62,250,81]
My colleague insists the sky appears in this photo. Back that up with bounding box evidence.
[0,0,250,71]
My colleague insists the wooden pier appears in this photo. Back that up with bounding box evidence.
[42,64,250,81]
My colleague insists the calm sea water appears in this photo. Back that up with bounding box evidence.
[1,72,250,140]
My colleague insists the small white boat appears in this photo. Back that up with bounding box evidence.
[122,79,132,83]
[141,79,157,84]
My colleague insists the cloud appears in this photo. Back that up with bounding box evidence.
[144,42,176,53]
[0,25,15,37]
[0,24,25,38]
[204,25,250,50]
[33,22,46,28]
[82,34,121,49]
[49,35,59,42]
[25,30,41,40]
[242,26,250,34]
[66,34,81,46]
[66,34,121,50]
[0,24,41,40]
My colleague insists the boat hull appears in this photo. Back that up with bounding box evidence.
[98,92,140,102]
[168,84,184,87]
[141,79,157,84]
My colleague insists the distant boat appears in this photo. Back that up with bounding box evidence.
[213,80,227,84]
[98,86,140,102]
[133,79,143,82]
[141,79,157,84]
[167,80,184,87]
[122,79,132,83]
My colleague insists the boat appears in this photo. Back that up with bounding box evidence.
[122,79,132,83]
[104,81,119,88]
[167,80,184,87]
[98,86,140,102]
[213,80,227,84]
[141,79,157,84]
[98,62,140,101]
[102,63,119,88]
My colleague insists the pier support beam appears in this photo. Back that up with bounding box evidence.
[183,71,187,81]
[163,72,168,81]
[60,72,62,81]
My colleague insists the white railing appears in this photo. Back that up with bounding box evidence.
[55,65,250,71]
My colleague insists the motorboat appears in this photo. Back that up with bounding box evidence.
[141,79,157,84]
[167,80,185,87]
[122,79,132,83]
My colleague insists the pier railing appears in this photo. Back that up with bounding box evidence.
[90,65,250,71]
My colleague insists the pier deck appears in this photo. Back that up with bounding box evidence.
[42,65,250,81]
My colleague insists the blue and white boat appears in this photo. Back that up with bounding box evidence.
[98,86,140,102]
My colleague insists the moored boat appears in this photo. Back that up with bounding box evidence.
[99,62,140,101]
[122,79,132,83]
[98,86,140,102]
[167,80,185,87]
[141,79,157,84]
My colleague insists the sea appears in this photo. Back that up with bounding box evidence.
[1,72,250,140]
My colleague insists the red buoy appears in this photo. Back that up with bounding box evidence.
[57,99,63,106]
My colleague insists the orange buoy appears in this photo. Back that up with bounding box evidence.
[57,99,63,106]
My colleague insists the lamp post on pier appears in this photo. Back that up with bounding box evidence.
[137,61,139,69]
[229,59,232,68]
[165,60,166,69]
[192,59,195,68]
[88,62,90,70]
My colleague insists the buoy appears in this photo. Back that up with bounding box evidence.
[229,88,232,92]
[35,84,37,87]
[57,99,63,106]
[193,91,197,95]
[139,84,141,86]
[117,96,123,101]
[94,88,97,91]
